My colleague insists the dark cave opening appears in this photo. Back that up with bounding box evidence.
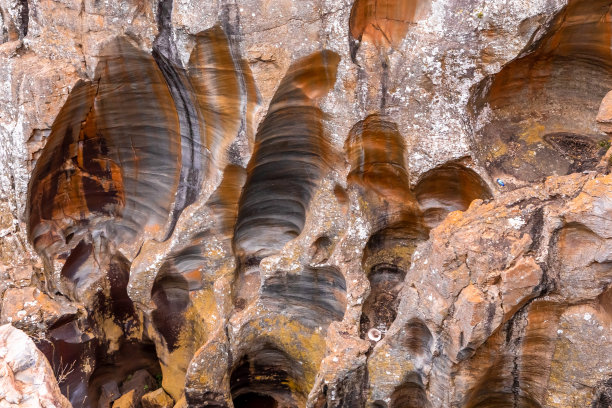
[360,263,406,341]
[230,345,304,408]
[233,392,279,408]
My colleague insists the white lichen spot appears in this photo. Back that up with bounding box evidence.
[508,216,525,229]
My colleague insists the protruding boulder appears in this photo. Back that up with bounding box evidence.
[0,324,72,408]
[141,388,173,408]
[98,381,121,408]
[597,90,612,134]
[112,390,136,408]
[0,287,78,332]
[119,370,158,408]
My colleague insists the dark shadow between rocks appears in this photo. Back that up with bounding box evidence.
[230,344,305,408]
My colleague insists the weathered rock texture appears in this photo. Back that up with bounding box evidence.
[0,0,611,407]
[0,324,71,408]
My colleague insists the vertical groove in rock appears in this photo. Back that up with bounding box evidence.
[17,0,27,38]
[153,49,204,240]
[188,25,259,176]
[153,0,179,63]
[233,50,340,260]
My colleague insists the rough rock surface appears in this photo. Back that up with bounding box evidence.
[0,324,71,408]
[0,0,611,407]
[141,389,173,408]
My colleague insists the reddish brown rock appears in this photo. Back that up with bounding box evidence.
[500,257,543,319]
[349,0,431,54]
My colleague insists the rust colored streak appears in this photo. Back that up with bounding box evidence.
[208,164,247,236]
[414,162,492,229]
[346,115,410,199]
[487,0,612,110]
[233,50,340,259]
[346,114,422,229]
[349,0,431,49]
[27,79,125,257]
[461,302,565,408]
[188,25,259,171]
[95,37,182,241]
[476,0,612,183]
[27,37,184,258]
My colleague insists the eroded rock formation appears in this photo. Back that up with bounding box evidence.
[0,0,611,407]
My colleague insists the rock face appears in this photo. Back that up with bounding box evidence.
[0,324,71,408]
[0,0,611,407]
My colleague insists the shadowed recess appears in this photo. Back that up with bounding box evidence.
[230,344,306,408]
[349,0,431,60]
[593,378,612,408]
[188,24,259,171]
[36,331,95,407]
[261,266,347,327]
[402,318,433,357]
[153,48,204,239]
[363,223,428,268]
[27,37,187,260]
[360,217,428,341]
[150,165,246,350]
[472,0,612,183]
[360,263,405,339]
[234,50,340,259]
[87,341,161,407]
[39,251,152,407]
[460,302,563,408]
[413,162,492,229]
[390,372,430,408]
[151,258,191,351]
[346,114,424,231]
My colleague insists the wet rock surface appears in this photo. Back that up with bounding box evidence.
[0,0,611,407]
